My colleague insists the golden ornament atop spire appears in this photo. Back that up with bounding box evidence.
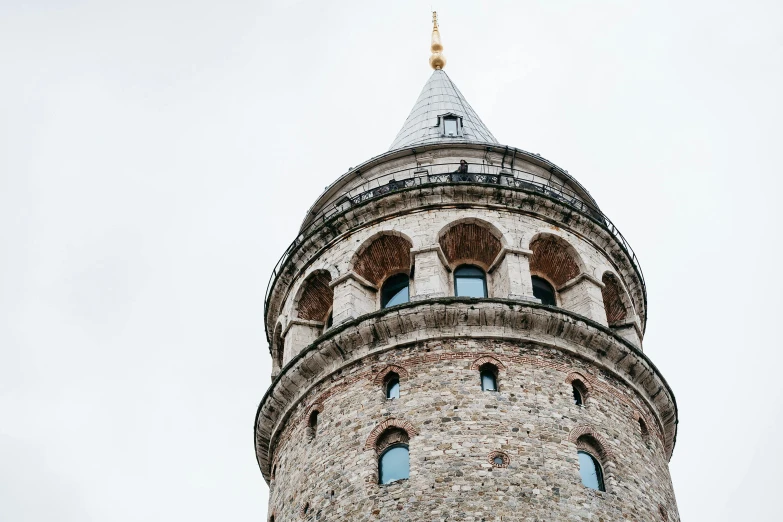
[429,11,446,70]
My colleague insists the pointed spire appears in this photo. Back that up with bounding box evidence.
[429,11,446,70]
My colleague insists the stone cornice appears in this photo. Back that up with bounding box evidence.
[410,245,451,272]
[487,246,533,273]
[254,298,676,484]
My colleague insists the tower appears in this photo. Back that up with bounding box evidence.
[255,15,679,521]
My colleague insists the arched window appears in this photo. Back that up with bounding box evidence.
[639,417,651,445]
[380,273,410,308]
[480,363,498,391]
[532,275,556,306]
[455,264,487,298]
[577,450,605,491]
[572,385,583,406]
[379,444,410,484]
[385,372,400,399]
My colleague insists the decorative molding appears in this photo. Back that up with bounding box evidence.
[470,355,506,371]
[329,271,378,290]
[557,272,605,292]
[410,245,451,272]
[283,318,325,336]
[487,246,534,273]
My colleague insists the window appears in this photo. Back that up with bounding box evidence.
[573,385,583,406]
[379,445,410,484]
[639,417,650,445]
[577,450,605,491]
[493,456,504,465]
[381,273,410,308]
[326,310,333,328]
[532,275,556,305]
[385,373,400,399]
[308,411,319,439]
[455,265,487,298]
[480,363,498,391]
[444,117,458,136]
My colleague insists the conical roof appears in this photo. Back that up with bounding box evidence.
[389,69,498,151]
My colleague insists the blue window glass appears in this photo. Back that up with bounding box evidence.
[455,265,487,298]
[578,451,605,491]
[386,376,400,399]
[480,364,498,391]
[379,445,409,484]
[381,274,410,308]
[532,276,556,306]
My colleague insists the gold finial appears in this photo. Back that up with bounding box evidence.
[429,11,446,70]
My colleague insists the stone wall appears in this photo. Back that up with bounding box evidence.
[267,338,679,521]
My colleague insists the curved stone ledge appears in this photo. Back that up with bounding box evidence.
[254,298,676,482]
[265,182,647,345]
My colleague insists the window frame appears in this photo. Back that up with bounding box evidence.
[385,373,401,399]
[454,264,488,298]
[378,443,410,485]
[577,450,606,492]
[531,275,557,305]
[380,272,410,309]
[479,363,499,392]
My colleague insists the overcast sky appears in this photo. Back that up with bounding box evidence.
[1,0,782,520]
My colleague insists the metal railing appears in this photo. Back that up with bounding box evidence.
[263,162,645,336]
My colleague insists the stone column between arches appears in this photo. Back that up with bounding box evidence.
[410,246,450,301]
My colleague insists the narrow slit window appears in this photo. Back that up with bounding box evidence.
[385,373,400,399]
[573,385,583,406]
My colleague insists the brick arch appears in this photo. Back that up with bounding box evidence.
[372,364,410,385]
[601,271,630,324]
[568,424,614,462]
[352,232,413,287]
[294,270,333,321]
[529,233,584,287]
[364,418,418,454]
[564,370,593,393]
[303,403,324,426]
[438,219,504,270]
[470,356,507,371]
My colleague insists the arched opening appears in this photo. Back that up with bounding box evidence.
[531,275,556,305]
[384,372,400,399]
[529,234,582,288]
[601,272,629,324]
[578,450,605,491]
[295,270,334,323]
[379,444,409,484]
[639,417,651,445]
[572,384,583,406]
[308,410,319,440]
[353,233,413,289]
[479,363,498,391]
[380,273,410,308]
[454,264,487,298]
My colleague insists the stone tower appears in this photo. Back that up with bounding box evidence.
[255,16,679,521]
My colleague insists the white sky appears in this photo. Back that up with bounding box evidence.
[1,1,781,520]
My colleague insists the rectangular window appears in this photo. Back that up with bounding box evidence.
[444,118,458,136]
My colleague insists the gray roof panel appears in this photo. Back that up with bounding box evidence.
[389,70,498,151]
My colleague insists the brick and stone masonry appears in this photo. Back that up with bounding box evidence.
[254,75,679,520]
